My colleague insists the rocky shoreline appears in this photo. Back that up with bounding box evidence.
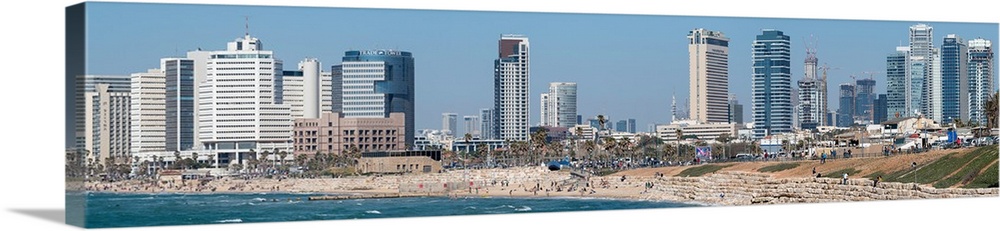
[82,167,998,206]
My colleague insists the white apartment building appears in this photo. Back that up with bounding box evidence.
[129,68,166,155]
[198,34,293,167]
[495,34,530,141]
[89,84,131,164]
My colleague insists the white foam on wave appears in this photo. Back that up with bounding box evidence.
[464,206,476,210]
[216,219,243,223]
[252,197,267,202]
[365,210,381,214]
[514,206,532,211]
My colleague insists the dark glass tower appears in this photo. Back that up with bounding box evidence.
[751,30,792,138]
[940,35,968,124]
[165,58,195,151]
[340,50,415,147]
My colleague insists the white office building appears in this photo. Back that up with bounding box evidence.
[198,33,293,167]
[688,28,730,123]
[655,120,737,143]
[442,113,457,136]
[480,108,496,140]
[463,115,480,138]
[282,58,332,119]
[129,69,167,155]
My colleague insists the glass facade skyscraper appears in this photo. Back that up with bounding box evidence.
[751,30,792,138]
[340,49,416,146]
[886,47,910,120]
[164,58,195,151]
[940,34,968,124]
[855,79,876,122]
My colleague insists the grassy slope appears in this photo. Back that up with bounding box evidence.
[758,163,800,173]
[934,147,998,188]
[678,164,734,177]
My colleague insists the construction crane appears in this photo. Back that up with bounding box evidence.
[817,63,840,83]
[861,71,882,80]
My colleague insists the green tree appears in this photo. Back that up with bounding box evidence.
[986,91,999,129]
[278,151,288,166]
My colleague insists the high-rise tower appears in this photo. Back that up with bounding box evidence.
[541,82,578,128]
[198,34,292,165]
[940,34,969,124]
[339,49,416,146]
[494,34,530,141]
[751,29,793,138]
[687,28,730,123]
[798,42,824,129]
[967,38,994,126]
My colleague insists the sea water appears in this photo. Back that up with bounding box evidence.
[83,192,697,228]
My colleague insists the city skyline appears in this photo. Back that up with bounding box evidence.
[85,2,999,132]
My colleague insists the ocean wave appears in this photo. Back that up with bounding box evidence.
[355,203,362,206]
[216,219,243,223]
[252,197,267,202]
[514,206,532,211]
[365,210,381,214]
[464,206,476,210]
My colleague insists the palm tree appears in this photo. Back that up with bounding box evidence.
[715,133,733,159]
[675,129,683,159]
[531,128,549,164]
[206,154,216,168]
[278,151,288,167]
[191,152,200,169]
[986,91,999,129]
[172,151,182,169]
[583,140,596,162]
[296,153,308,167]
[597,115,607,131]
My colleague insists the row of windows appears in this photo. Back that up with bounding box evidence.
[217,96,257,99]
[216,78,258,82]
[214,67,257,71]
[213,73,272,76]
[216,90,256,94]
[216,113,255,116]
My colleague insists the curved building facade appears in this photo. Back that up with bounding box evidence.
[340,50,415,147]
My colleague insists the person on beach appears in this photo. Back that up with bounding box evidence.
[812,167,816,175]
[842,173,849,185]
[874,175,882,188]
[821,153,827,164]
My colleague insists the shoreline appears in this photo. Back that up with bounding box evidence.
[78,167,998,207]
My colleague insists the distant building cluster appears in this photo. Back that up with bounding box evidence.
[73,23,995,169]
[74,33,416,169]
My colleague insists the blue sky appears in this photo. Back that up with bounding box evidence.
[85,2,998,134]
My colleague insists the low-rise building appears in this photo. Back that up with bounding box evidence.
[358,150,441,174]
[655,120,737,143]
[292,112,406,158]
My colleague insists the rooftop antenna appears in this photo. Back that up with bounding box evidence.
[244,16,249,36]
